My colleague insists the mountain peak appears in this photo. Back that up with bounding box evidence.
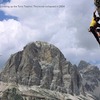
[78,60,90,70]
[0,41,84,95]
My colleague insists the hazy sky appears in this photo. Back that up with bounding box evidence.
[0,0,100,68]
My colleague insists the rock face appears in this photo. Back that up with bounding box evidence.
[0,83,96,100]
[0,41,84,95]
[1,88,24,100]
[78,60,100,99]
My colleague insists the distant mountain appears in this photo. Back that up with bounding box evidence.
[78,60,90,71]
[78,60,100,99]
[0,41,98,100]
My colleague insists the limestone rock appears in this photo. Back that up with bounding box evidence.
[78,60,100,99]
[0,82,97,100]
[0,41,84,95]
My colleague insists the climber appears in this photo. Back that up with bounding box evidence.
[88,10,100,45]
[94,0,100,7]
[94,0,100,18]
[96,28,100,37]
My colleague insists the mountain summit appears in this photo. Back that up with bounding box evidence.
[0,41,82,94]
[0,41,97,100]
[0,41,84,95]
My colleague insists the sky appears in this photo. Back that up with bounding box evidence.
[0,0,100,69]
